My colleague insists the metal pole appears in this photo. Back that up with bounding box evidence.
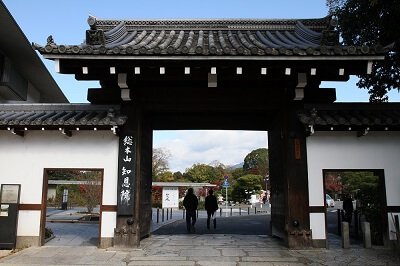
[183,209,185,219]
[220,207,222,217]
[248,207,250,215]
[338,210,342,235]
[230,207,232,216]
[157,208,159,223]
[239,207,241,216]
[255,207,257,214]
[225,187,228,217]
[170,208,172,219]
[162,208,164,222]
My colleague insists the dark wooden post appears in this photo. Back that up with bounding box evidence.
[268,99,311,249]
[114,104,142,248]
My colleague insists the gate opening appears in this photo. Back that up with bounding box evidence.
[324,170,386,247]
[41,169,103,247]
[151,130,271,235]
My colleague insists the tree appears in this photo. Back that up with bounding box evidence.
[327,0,400,102]
[47,170,81,180]
[184,163,219,183]
[152,148,171,178]
[231,174,263,203]
[325,173,344,195]
[243,148,269,177]
[156,171,175,182]
[77,171,102,214]
[340,171,378,195]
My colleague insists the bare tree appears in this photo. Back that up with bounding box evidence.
[152,148,172,177]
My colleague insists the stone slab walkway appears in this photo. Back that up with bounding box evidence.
[1,234,399,265]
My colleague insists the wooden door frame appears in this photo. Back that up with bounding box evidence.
[40,168,104,247]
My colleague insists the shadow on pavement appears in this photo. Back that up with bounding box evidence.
[153,214,270,235]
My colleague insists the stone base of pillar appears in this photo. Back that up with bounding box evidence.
[341,222,350,249]
[286,229,312,249]
[362,222,372,248]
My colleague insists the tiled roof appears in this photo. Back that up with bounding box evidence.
[0,104,127,128]
[33,15,386,57]
[299,104,400,133]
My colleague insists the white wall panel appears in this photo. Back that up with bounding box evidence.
[307,131,400,240]
[17,211,41,236]
[310,213,325,239]
[0,130,119,237]
[101,211,117,237]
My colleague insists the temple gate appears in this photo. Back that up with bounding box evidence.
[2,14,396,249]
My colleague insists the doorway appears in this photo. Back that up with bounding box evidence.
[40,169,104,247]
[323,169,387,246]
[151,130,271,236]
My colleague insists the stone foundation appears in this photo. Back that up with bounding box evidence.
[16,236,39,248]
[99,237,113,249]
[312,239,326,248]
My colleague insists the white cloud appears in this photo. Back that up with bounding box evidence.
[154,130,268,173]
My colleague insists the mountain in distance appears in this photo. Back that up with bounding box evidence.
[232,162,244,169]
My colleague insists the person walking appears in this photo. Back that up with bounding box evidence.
[205,189,218,229]
[183,187,198,233]
[343,194,354,226]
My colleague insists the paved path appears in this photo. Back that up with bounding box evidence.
[153,215,269,235]
[1,234,399,265]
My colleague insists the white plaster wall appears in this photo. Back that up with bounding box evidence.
[16,211,41,236]
[307,131,400,240]
[310,213,326,239]
[101,211,117,237]
[0,130,119,238]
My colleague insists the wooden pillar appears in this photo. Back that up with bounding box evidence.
[114,103,142,247]
[268,100,311,249]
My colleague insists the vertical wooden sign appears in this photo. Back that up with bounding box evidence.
[117,132,136,215]
[294,138,301,160]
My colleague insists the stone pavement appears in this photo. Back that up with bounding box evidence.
[1,234,399,265]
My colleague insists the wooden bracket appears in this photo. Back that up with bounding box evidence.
[11,128,24,137]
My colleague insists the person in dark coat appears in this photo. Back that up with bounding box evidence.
[183,187,198,233]
[343,194,354,225]
[205,189,219,229]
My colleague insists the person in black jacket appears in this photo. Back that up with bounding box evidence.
[205,189,219,229]
[343,194,354,225]
[183,187,198,233]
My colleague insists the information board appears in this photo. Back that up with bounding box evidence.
[162,187,179,209]
[0,184,20,204]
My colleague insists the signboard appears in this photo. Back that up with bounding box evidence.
[117,133,136,215]
[162,187,179,209]
[0,184,20,204]
[221,180,230,188]
[0,205,9,217]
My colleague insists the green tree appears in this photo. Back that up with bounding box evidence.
[231,168,245,180]
[184,163,218,183]
[231,174,263,203]
[243,148,269,177]
[156,171,175,182]
[47,170,80,180]
[354,177,382,244]
[340,171,377,195]
[327,0,400,102]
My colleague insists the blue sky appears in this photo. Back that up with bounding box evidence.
[4,0,399,172]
